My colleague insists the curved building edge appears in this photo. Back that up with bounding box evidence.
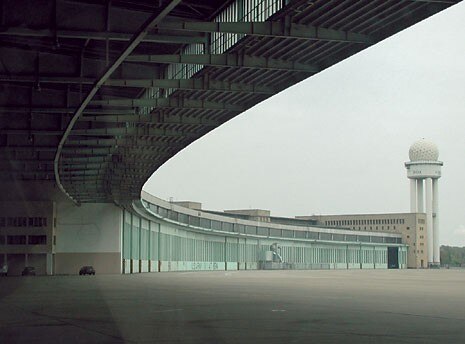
[0,184,412,276]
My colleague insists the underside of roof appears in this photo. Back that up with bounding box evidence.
[0,0,461,204]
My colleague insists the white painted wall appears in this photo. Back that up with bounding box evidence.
[55,202,122,253]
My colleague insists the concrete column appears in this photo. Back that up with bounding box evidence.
[46,253,53,275]
[425,178,433,265]
[417,179,424,213]
[433,179,440,264]
[410,179,417,212]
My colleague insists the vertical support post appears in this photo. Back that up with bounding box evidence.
[237,237,240,270]
[129,212,133,273]
[432,179,440,265]
[346,244,348,270]
[425,178,433,266]
[46,253,53,275]
[105,0,111,66]
[224,236,227,271]
[148,220,151,272]
[410,179,417,212]
[138,216,141,273]
[158,222,161,272]
[417,179,424,213]
[359,243,362,269]
[121,210,124,274]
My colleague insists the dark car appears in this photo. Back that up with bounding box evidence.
[0,264,8,277]
[79,266,96,275]
[22,266,36,276]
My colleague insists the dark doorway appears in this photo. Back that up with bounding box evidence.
[387,247,399,269]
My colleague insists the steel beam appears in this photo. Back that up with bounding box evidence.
[0,75,277,94]
[79,114,222,126]
[158,21,374,44]
[126,53,319,73]
[0,106,136,115]
[90,97,245,111]
[69,127,199,137]
[0,27,205,44]
[104,78,277,94]
[54,0,182,204]
[0,74,279,94]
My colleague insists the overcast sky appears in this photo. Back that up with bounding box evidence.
[144,3,465,247]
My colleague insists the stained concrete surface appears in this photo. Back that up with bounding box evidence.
[1,270,465,343]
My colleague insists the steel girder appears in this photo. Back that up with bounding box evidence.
[0,0,460,203]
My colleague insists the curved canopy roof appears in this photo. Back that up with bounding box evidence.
[0,0,460,203]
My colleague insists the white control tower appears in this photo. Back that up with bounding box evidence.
[405,139,443,267]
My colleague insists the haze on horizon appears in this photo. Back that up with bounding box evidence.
[144,3,465,247]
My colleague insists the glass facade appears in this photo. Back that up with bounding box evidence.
[121,198,407,273]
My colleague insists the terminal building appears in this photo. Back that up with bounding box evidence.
[0,137,443,274]
[298,213,427,269]
[0,1,457,275]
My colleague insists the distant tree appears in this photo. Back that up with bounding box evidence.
[441,246,465,266]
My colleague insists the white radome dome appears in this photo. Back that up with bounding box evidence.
[409,139,439,161]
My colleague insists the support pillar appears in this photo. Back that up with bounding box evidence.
[410,179,417,212]
[417,179,424,213]
[432,179,440,265]
[425,178,433,265]
[46,253,54,275]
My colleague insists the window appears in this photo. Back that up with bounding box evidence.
[358,235,371,242]
[0,235,4,245]
[7,235,26,245]
[269,228,281,237]
[200,218,211,229]
[235,224,245,233]
[307,231,318,239]
[28,235,47,245]
[282,230,293,238]
[246,225,257,235]
[222,222,234,232]
[333,234,344,241]
[320,233,332,241]
[295,231,306,239]
[345,234,357,242]
[189,216,200,227]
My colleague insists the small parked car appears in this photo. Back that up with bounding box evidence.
[22,266,36,276]
[79,266,96,275]
[0,264,8,277]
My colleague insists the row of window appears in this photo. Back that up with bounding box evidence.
[0,235,47,245]
[0,217,47,228]
[124,210,407,266]
[351,225,397,231]
[325,218,406,227]
[143,201,402,244]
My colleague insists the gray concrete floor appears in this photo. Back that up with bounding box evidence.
[1,270,465,343]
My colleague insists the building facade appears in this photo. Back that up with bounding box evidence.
[299,213,428,268]
[0,190,409,275]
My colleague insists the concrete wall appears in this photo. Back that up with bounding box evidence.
[55,202,122,275]
[0,201,54,275]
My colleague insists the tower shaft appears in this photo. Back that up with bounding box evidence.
[433,179,440,264]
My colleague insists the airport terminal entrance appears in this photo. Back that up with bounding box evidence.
[387,247,399,269]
